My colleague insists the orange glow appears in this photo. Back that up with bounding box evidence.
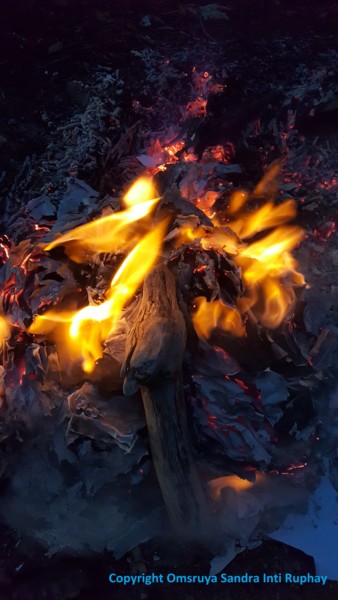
[238,226,304,283]
[189,166,305,337]
[44,178,159,262]
[208,475,254,500]
[185,97,207,118]
[164,140,185,157]
[202,145,228,162]
[208,473,266,500]
[258,278,295,328]
[173,225,239,256]
[0,315,10,348]
[230,199,297,240]
[193,297,245,339]
[29,178,168,372]
[197,190,220,212]
[253,161,281,197]
[147,139,188,175]
[29,158,305,365]
[182,151,198,163]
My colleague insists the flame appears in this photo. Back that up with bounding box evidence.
[258,278,296,328]
[44,178,159,262]
[28,159,305,366]
[228,190,249,215]
[29,178,168,372]
[229,199,297,239]
[0,315,10,348]
[184,168,305,337]
[208,473,267,500]
[253,161,281,197]
[208,475,254,500]
[193,297,245,339]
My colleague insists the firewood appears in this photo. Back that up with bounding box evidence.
[121,264,207,535]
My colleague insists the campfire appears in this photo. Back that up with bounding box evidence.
[27,170,304,372]
[1,25,338,591]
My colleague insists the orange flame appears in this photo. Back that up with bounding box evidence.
[208,475,253,500]
[29,178,168,372]
[44,178,159,262]
[29,161,305,367]
[185,167,305,338]
[229,199,297,239]
[228,190,249,215]
[193,297,245,339]
[0,315,10,348]
[208,473,266,500]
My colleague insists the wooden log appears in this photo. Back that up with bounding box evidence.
[121,264,207,534]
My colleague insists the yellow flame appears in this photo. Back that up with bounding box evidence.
[0,315,10,348]
[173,225,239,256]
[258,278,296,328]
[29,163,306,366]
[230,199,297,239]
[188,167,305,338]
[228,190,249,215]
[30,178,168,372]
[44,178,159,262]
[193,297,245,339]
[253,161,281,196]
[238,226,305,283]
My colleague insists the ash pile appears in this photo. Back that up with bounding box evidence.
[1,19,338,582]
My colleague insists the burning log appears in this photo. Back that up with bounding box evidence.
[121,264,207,535]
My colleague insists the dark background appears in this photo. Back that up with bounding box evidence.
[1,0,338,175]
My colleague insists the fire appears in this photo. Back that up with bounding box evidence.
[185,97,207,118]
[238,226,304,282]
[0,315,10,348]
[257,278,296,329]
[27,157,305,369]
[229,199,297,240]
[44,178,159,262]
[208,475,255,500]
[228,190,248,215]
[193,297,245,339]
[208,473,269,501]
[29,178,169,372]
[184,167,305,337]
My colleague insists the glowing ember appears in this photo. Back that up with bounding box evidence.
[185,97,207,118]
[29,178,169,372]
[164,140,185,157]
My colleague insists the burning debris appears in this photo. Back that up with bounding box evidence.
[1,7,338,593]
